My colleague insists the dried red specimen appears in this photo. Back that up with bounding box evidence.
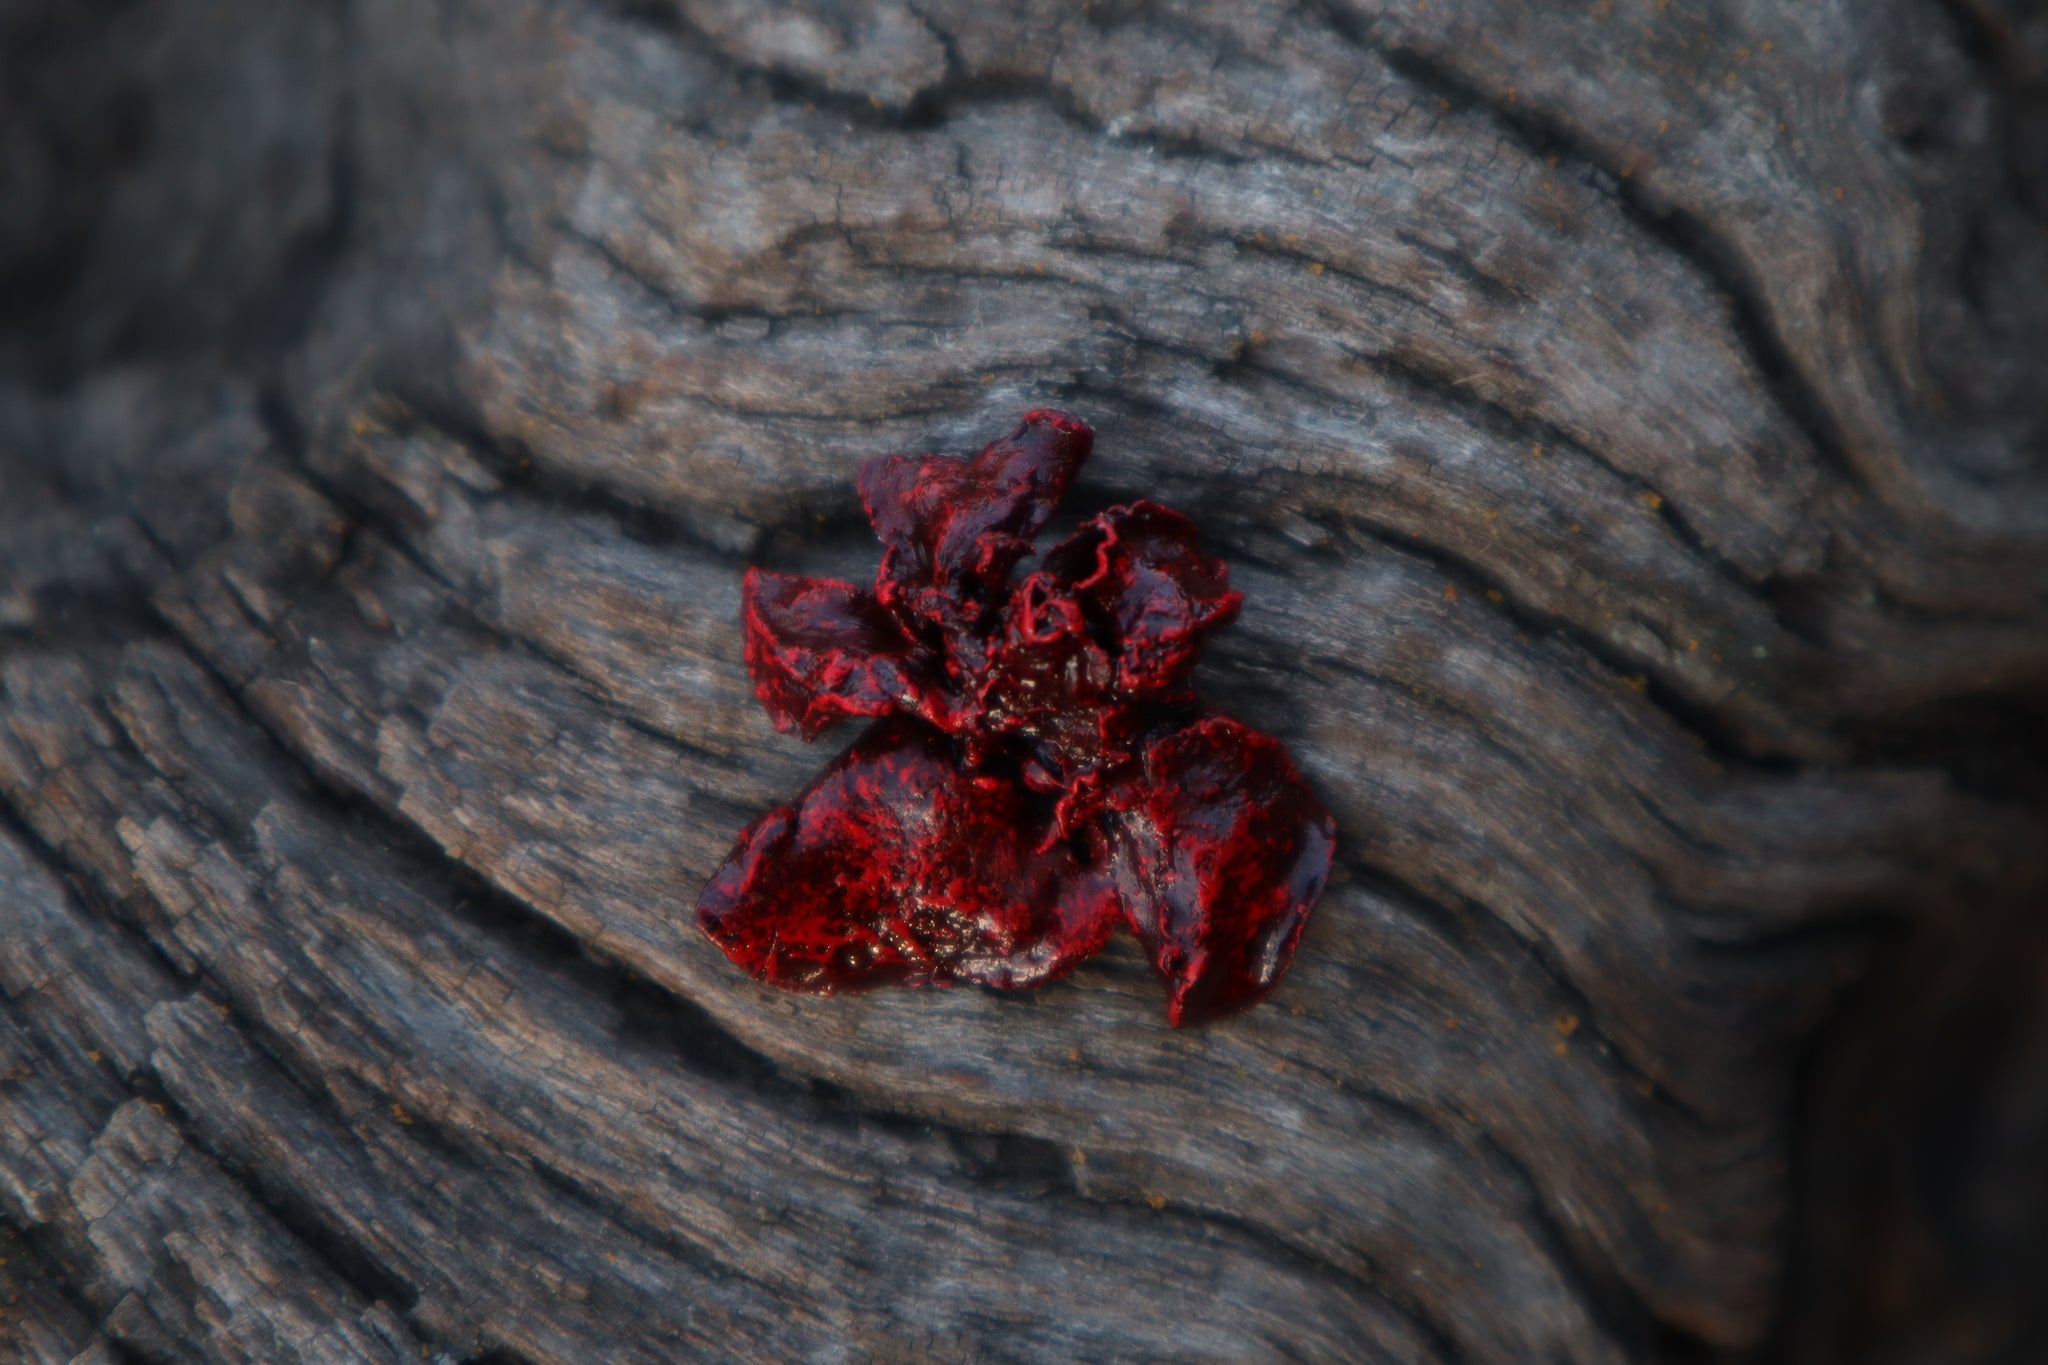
[700,410,1335,1025]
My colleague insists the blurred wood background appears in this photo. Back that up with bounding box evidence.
[2,0,2045,1360]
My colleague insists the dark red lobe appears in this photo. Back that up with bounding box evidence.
[861,408,1093,645]
[742,568,923,740]
[697,716,1120,991]
[1099,714,1336,1027]
[1044,499,1243,701]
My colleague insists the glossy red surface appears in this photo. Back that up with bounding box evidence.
[698,410,1335,1024]
[698,716,1120,990]
[741,569,922,740]
[1097,715,1336,1027]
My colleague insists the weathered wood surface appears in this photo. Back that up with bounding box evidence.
[3,0,2045,1360]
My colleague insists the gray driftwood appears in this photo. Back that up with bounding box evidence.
[3,0,2046,1361]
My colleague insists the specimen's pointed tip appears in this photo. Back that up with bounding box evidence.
[1001,408,1094,479]
[1015,407,1093,441]
[1162,990,1193,1029]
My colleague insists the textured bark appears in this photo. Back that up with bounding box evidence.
[3,0,2046,1361]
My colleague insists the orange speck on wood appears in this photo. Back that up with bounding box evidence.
[1486,589,1505,604]
[1556,1013,1580,1037]
[391,1103,415,1125]
[1443,584,1459,602]
[1832,185,1846,200]
[1309,262,1325,274]
[1643,491,1663,509]
[1483,509,1499,520]
[1570,523,1583,534]
[1147,1194,1168,1210]
[1623,674,1648,692]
